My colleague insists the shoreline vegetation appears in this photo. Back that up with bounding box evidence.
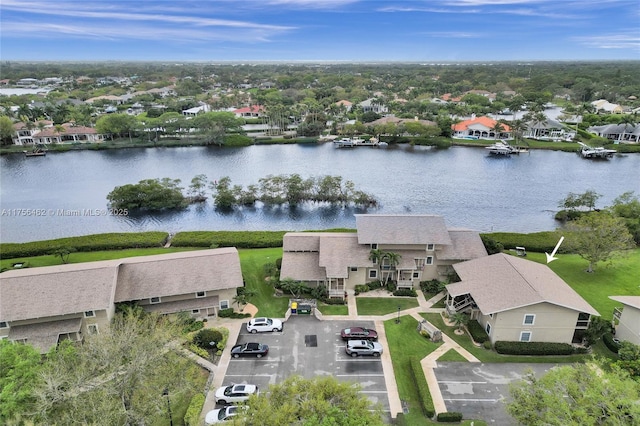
[2,134,639,155]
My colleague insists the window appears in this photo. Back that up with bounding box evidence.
[150,297,161,304]
[520,331,532,342]
[427,244,435,251]
[350,267,358,272]
[371,244,378,250]
[0,321,8,329]
[84,310,95,318]
[485,323,491,335]
[196,291,206,298]
[426,256,434,265]
[87,324,99,335]
[220,300,229,310]
[192,309,200,314]
[369,269,378,279]
[413,272,420,278]
[523,314,535,325]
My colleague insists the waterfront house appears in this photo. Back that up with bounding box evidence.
[591,99,624,114]
[29,123,104,145]
[587,123,640,144]
[524,118,574,141]
[233,105,265,118]
[610,296,640,345]
[359,98,388,114]
[452,116,511,140]
[12,120,53,145]
[279,215,487,298]
[445,253,599,345]
[0,248,243,353]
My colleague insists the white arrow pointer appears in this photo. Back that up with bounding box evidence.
[545,236,565,263]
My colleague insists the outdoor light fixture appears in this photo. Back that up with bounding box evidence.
[396,306,401,324]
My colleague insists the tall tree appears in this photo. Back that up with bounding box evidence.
[507,363,640,426]
[242,375,385,426]
[0,339,42,423]
[568,211,635,272]
[0,116,15,145]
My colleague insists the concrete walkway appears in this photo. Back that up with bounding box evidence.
[198,290,482,421]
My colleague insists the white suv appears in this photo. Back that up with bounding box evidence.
[246,317,283,333]
[214,384,259,405]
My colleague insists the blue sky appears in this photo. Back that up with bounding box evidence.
[1,0,638,61]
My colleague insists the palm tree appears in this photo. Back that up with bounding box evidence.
[491,121,505,140]
[451,312,469,332]
[509,119,528,148]
[383,252,402,284]
[618,114,637,143]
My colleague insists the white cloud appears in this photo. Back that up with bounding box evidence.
[573,33,640,49]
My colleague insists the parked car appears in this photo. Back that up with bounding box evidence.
[345,340,383,357]
[246,317,283,333]
[231,342,269,358]
[205,405,246,424]
[214,384,259,405]
[340,327,378,341]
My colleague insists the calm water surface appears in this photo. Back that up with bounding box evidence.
[1,143,639,243]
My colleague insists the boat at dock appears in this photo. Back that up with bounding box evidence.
[577,142,616,159]
[24,147,47,157]
[485,140,527,156]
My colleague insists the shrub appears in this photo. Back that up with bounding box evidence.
[386,281,397,292]
[0,232,169,259]
[480,231,566,254]
[409,356,435,418]
[355,284,370,295]
[183,393,206,426]
[310,285,328,300]
[483,340,492,350]
[182,318,205,334]
[467,320,489,344]
[188,343,209,359]
[393,288,418,297]
[367,280,383,290]
[480,235,504,255]
[420,279,446,295]
[170,231,286,248]
[218,308,235,318]
[494,341,578,355]
[324,298,346,305]
[193,328,224,350]
[603,333,620,354]
[436,412,463,422]
[420,329,431,339]
[394,413,407,426]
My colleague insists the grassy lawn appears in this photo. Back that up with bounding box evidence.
[238,247,290,318]
[317,303,349,315]
[437,349,469,362]
[357,297,419,315]
[423,313,593,364]
[384,315,442,425]
[525,249,640,320]
[1,247,204,270]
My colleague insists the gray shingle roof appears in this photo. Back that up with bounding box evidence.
[0,248,243,321]
[8,318,82,354]
[447,253,599,315]
[437,230,488,260]
[283,233,321,251]
[0,262,118,322]
[280,252,326,281]
[319,234,372,278]
[114,248,242,302]
[609,296,640,310]
[355,214,452,245]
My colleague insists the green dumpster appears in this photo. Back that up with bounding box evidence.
[298,304,312,315]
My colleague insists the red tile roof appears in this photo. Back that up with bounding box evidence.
[452,116,510,132]
[233,105,264,114]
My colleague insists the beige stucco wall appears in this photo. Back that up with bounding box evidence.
[479,302,581,344]
[617,307,640,345]
[346,268,367,289]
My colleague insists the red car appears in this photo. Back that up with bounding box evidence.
[340,327,378,341]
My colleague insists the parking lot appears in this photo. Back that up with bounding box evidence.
[219,315,390,412]
[434,362,556,424]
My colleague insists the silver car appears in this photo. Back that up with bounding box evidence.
[345,340,383,357]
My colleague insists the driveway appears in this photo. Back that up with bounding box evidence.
[219,314,390,412]
[434,362,557,424]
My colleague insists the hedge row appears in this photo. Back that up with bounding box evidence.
[393,288,418,297]
[0,232,169,259]
[603,333,620,354]
[183,393,206,426]
[494,341,588,355]
[481,231,566,254]
[467,320,489,344]
[409,356,435,419]
[171,231,286,248]
[436,412,463,422]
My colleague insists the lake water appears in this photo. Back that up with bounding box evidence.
[1,143,639,243]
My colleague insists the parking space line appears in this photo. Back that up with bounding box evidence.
[223,374,275,377]
[438,381,488,384]
[444,398,500,402]
[335,358,382,362]
[335,374,384,377]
